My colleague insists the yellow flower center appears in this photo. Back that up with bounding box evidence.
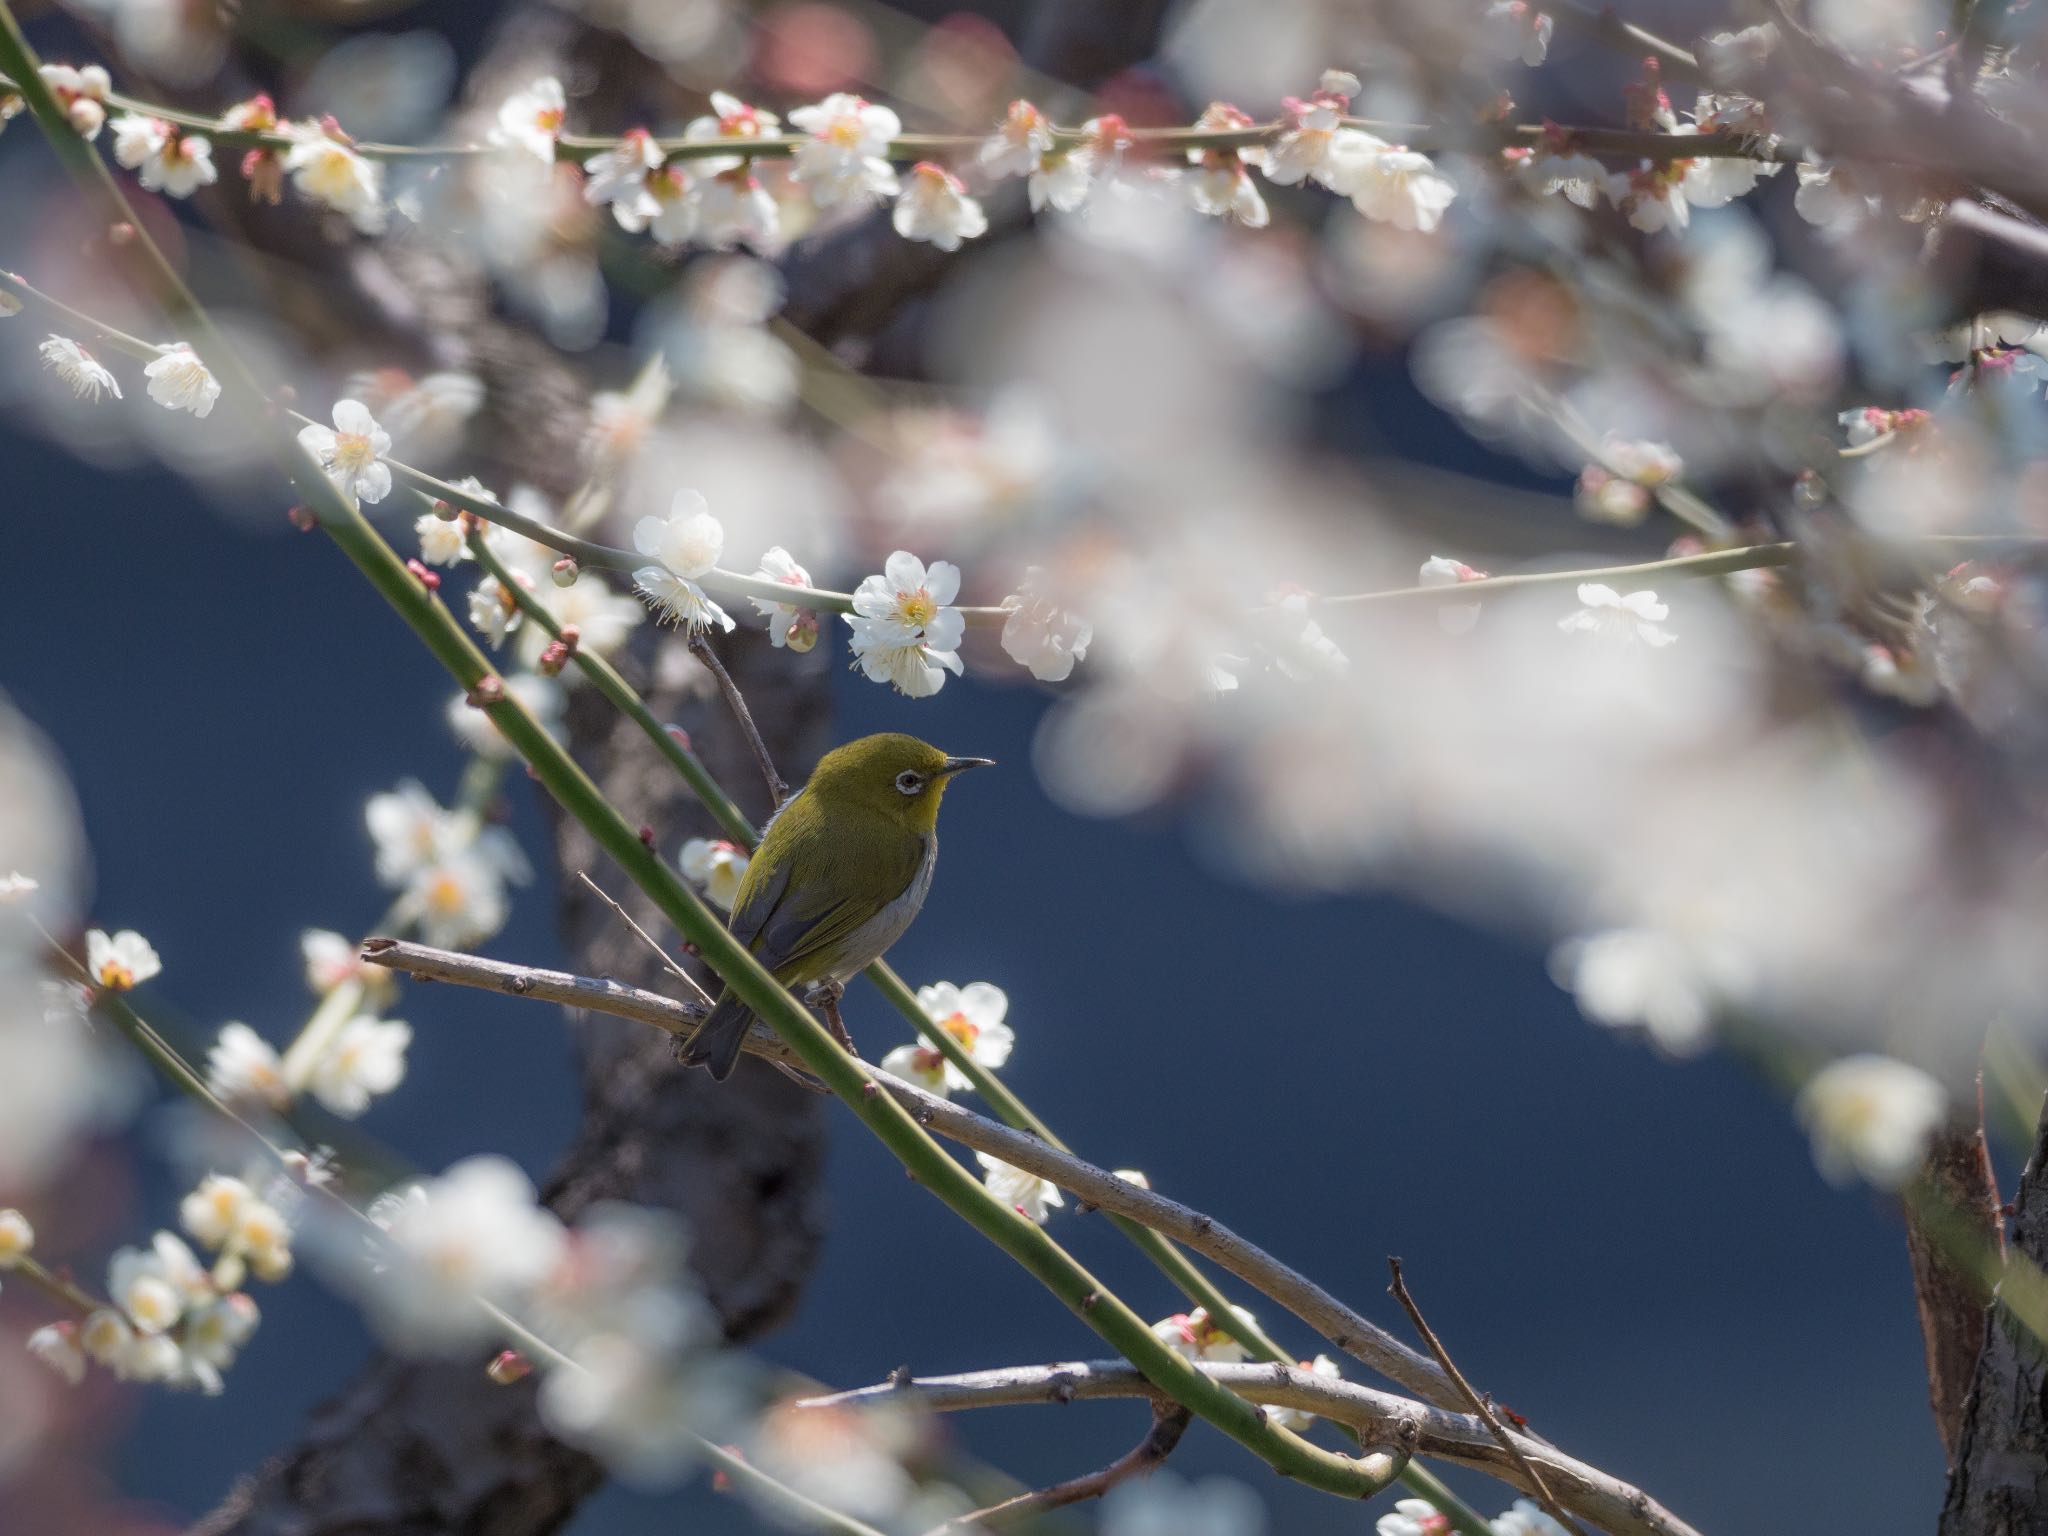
[97,961,134,990]
[332,430,376,474]
[897,588,937,628]
[941,1013,979,1050]
[825,117,863,148]
[425,871,467,914]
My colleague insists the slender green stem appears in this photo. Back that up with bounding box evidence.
[16,1255,104,1316]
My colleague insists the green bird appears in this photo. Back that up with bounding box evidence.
[680,732,994,1080]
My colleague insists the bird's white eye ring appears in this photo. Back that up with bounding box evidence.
[895,770,925,795]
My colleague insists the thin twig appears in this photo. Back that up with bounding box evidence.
[934,1402,1193,1532]
[574,870,713,1005]
[809,1361,1703,1536]
[1388,1259,1586,1536]
[688,631,790,807]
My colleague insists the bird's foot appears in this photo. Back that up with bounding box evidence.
[805,981,856,1055]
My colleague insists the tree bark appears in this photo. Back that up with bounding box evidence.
[1912,1122,2004,1468]
[191,634,830,1536]
[1940,1100,2048,1536]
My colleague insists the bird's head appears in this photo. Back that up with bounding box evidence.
[806,732,994,833]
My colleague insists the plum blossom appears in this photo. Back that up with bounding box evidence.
[980,100,1054,180]
[879,981,1015,1096]
[1485,2,1554,65]
[205,1022,289,1109]
[302,931,393,1005]
[749,547,820,652]
[583,129,664,229]
[39,65,110,138]
[1797,1055,1947,1190]
[1184,103,1268,228]
[112,114,217,196]
[632,490,734,632]
[682,91,781,173]
[307,1015,412,1117]
[1549,928,1734,1056]
[365,780,530,948]
[283,122,385,232]
[1265,71,1358,187]
[297,399,394,505]
[0,1208,33,1267]
[39,336,122,401]
[1609,162,1690,232]
[1377,1498,1450,1536]
[27,1323,85,1385]
[1576,467,1651,526]
[1492,1499,1572,1536]
[357,1156,567,1351]
[1559,584,1676,646]
[844,551,966,697]
[1150,1304,1259,1362]
[679,94,785,252]
[87,928,160,991]
[109,1231,208,1336]
[976,1151,1062,1223]
[1320,132,1457,231]
[1794,161,1882,233]
[179,1175,293,1282]
[1419,554,1487,634]
[893,163,987,250]
[679,838,748,910]
[788,93,901,208]
[1001,569,1093,681]
[143,343,220,416]
[493,77,565,164]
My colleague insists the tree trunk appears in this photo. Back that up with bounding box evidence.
[192,630,831,1535]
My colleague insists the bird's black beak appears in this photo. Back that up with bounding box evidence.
[939,756,996,777]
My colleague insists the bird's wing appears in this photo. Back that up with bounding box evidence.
[733,820,926,984]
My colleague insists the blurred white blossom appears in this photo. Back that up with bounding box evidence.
[976,1152,1062,1223]
[1797,1055,1946,1190]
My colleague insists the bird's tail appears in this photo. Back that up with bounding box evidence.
[679,990,754,1080]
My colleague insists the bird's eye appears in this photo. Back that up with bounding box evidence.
[895,770,925,796]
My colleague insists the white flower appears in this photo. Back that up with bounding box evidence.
[1267,1353,1341,1432]
[493,77,566,164]
[307,1015,412,1117]
[1558,584,1676,647]
[297,399,394,506]
[1001,571,1092,682]
[142,342,220,416]
[1184,103,1268,228]
[82,1307,182,1382]
[1549,928,1729,1056]
[181,1292,261,1389]
[283,124,385,233]
[467,571,532,648]
[366,779,450,884]
[1609,163,1689,233]
[749,547,819,651]
[681,91,783,175]
[113,115,217,197]
[633,489,734,632]
[879,981,1014,1096]
[447,673,565,756]
[980,100,1054,179]
[1797,1055,1947,1190]
[678,838,749,911]
[1492,1498,1571,1536]
[0,1208,33,1266]
[1321,132,1456,231]
[1522,148,1605,207]
[39,336,122,401]
[582,129,666,228]
[1419,554,1486,634]
[406,843,525,949]
[1602,437,1682,485]
[1575,467,1652,527]
[179,1174,255,1248]
[361,1155,567,1351]
[584,358,671,473]
[1794,160,1881,233]
[40,64,110,139]
[27,1322,85,1385]
[788,93,901,208]
[893,162,988,250]
[1378,1498,1452,1536]
[844,550,966,697]
[109,1231,208,1334]
[206,1022,290,1109]
[1101,1473,1267,1536]
[975,1151,1062,1222]
[1265,73,1353,187]
[1485,2,1554,65]
[87,928,160,990]
[692,168,784,254]
[1028,150,1093,213]
[1150,1304,1257,1362]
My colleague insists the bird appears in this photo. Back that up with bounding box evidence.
[679,732,994,1080]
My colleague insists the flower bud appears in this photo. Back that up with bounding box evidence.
[552,557,579,588]
[467,675,506,707]
[287,504,317,532]
[406,558,441,591]
[783,611,820,653]
[487,1349,533,1384]
[0,1209,33,1266]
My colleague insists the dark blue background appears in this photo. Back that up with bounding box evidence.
[0,426,1943,1532]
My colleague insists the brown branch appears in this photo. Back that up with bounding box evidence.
[689,631,789,808]
[1388,1259,1586,1536]
[1907,1109,2003,1466]
[807,1361,1704,1536]
[936,1402,1193,1532]
[355,938,1461,1403]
